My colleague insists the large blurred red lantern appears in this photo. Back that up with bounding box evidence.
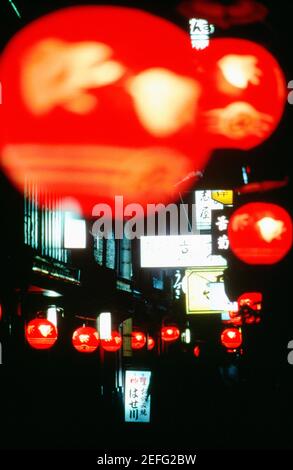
[197,38,286,150]
[147,336,155,351]
[0,6,211,215]
[228,203,293,264]
[161,326,180,342]
[72,326,99,353]
[131,331,147,350]
[101,331,122,352]
[26,318,58,350]
[221,328,242,349]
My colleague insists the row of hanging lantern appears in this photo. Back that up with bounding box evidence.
[25,317,243,356]
[25,319,181,352]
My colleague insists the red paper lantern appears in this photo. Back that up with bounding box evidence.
[161,326,180,342]
[147,336,155,351]
[238,292,262,311]
[228,202,293,264]
[0,6,211,215]
[101,331,122,352]
[26,318,58,350]
[72,326,99,353]
[197,38,286,150]
[228,311,243,326]
[131,331,147,350]
[221,328,242,349]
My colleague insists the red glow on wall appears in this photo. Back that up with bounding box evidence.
[72,326,99,353]
[147,336,155,351]
[221,328,242,349]
[0,6,211,216]
[161,326,180,342]
[178,0,268,29]
[101,331,122,352]
[131,331,147,350]
[228,202,293,264]
[26,318,58,350]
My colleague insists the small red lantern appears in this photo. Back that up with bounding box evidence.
[101,331,122,352]
[228,311,243,326]
[193,345,201,357]
[221,328,242,349]
[161,326,180,342]
[26,318,58,350]
[238,292,262,311]
[72,326,99,353]
[131,331,146,350]
[147,336,155,351]
[228,203,293,264]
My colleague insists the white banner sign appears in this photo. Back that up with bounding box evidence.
[124,370,151,423]
[141,234,227,268]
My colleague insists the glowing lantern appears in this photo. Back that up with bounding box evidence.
[228,311,243,326]
[238,292,262,311]
[197,38,286,150]
[221,328,242,349]
[26,318,58,350]
[228,203,293,264]
[131,331,147,350]
[161,326,180,342]
[147,336,155,351]
[72,326,99,353]
[193,345,201,357]
[101,331,122,352]
[0,6,211,215]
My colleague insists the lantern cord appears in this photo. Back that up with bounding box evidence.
[8,0,21,18]
[75,315,96,322]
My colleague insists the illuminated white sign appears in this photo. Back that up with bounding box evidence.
[141,234,226,268]
[195,190,233,231]
[124,370,151,423]
[173,269,183,299]
[64,216,86,249]
[98,312,112,340]
[47,305,58,326]
[189,18,215,51]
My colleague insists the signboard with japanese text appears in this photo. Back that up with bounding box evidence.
[211,209,233,255]
[140,234,226,268]
[195,190,233,231]
[173,269,184,300]
[124,370,151,423]
[186,267,235,314]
